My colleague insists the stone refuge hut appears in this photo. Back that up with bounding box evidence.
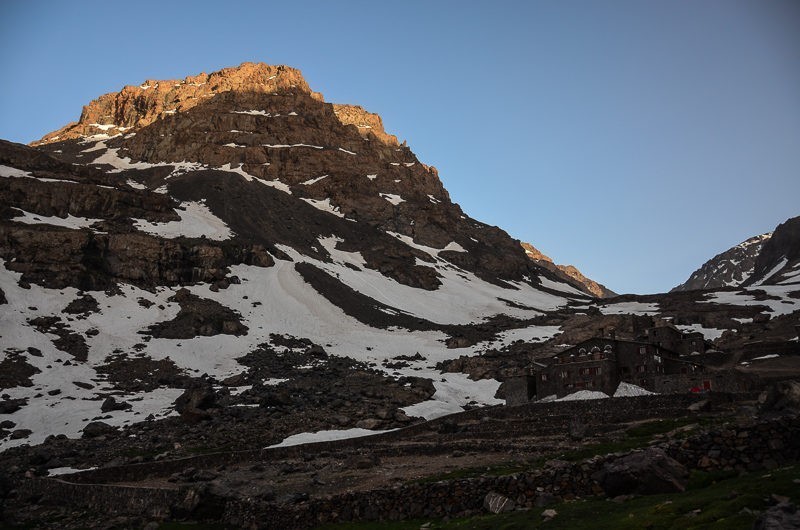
[507,323,756,405]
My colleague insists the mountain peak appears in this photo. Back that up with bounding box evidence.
[32,62,319,146]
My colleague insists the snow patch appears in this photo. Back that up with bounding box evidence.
[219,163,292,194]
[301,197,345,218]
[753,258,788,286]
[133,201,233,240]
[556,390,610,401]
[11,210,102,231]
[676,323,726,342]
[613,382,656,397]
[126,179,148,190]
[301,175,328,186]
[380,193,405,205]
[268,428,390,448]
[598,301,660,315]
[402,373,503,420]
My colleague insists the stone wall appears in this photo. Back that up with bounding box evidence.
[44,393,735,486]
[225,415,800,528]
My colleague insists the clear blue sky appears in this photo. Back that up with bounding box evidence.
[1,1,798,294]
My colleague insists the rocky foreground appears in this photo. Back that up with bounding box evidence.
[2,382,800,528]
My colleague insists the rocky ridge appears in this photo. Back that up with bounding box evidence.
[521,242,616,298]
[672,233,772,292]
[745,216,800,287]
[674,215,800,292]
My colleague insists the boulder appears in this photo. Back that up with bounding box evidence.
[0,399,25,414]
[9,429,32,440]
[174,382,218,422]
[100,396,132,413]
[593,447,688,497]
[753,502,800,530]
[82,421,118,438]
[759,380,800,414]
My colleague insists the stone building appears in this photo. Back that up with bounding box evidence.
[504,322,762,405]
[530,337,706,400]
[505,327,718,405]
[638,323,707,356]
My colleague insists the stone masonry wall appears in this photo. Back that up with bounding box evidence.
[227,415,800,528]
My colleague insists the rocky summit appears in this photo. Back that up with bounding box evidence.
[673,215,800,292]
[1,62,799,529]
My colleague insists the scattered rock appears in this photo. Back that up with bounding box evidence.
[753,501,800,529]
[146,289,248,339]
[355,418,381,430]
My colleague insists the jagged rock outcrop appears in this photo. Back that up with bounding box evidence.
[593,447,688,496]
[32,63,319,146]
[332,104,399,146]
[674,214,800,292]
[521,242,616,297]
[745,216,800,287]
[672,233,772,292]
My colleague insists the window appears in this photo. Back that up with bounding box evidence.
[560,371,568,379]
[637,365,646,373]
[541,374,548,382]
[639,346,647,354]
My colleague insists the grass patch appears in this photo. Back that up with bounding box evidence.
[318,464,800,530]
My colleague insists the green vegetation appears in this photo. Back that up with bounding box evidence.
[318,464,800,530]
